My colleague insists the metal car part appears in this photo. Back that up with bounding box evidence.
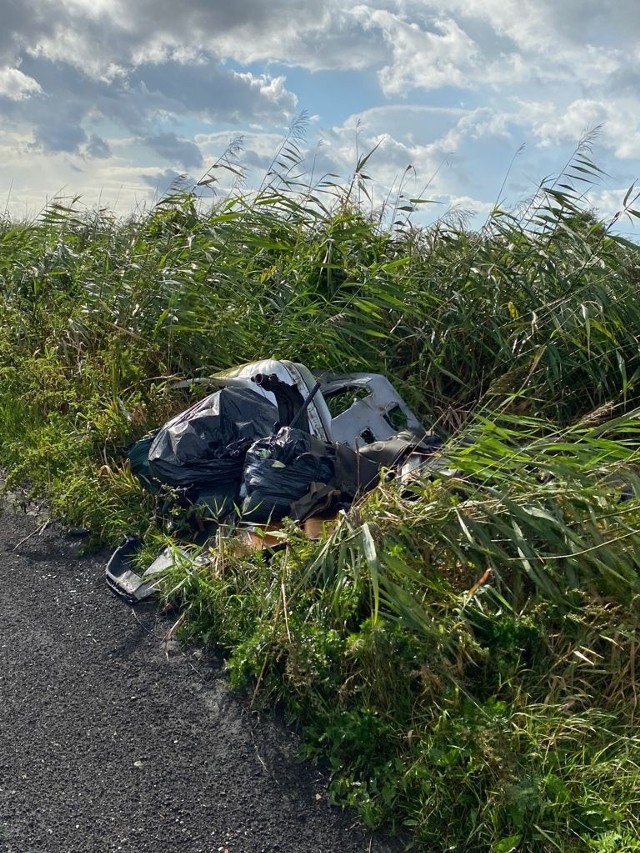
[318,372,424,448]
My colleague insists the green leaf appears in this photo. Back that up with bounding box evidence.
[493,835,521,853]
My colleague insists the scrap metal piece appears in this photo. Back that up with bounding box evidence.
[318,372,425,448]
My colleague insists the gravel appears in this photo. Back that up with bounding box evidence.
[0,505,404,853]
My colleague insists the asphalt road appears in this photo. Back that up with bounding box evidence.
[0,505,403,853]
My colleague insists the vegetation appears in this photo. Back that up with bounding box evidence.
[2,133,640,851]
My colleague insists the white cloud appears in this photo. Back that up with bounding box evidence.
[348,0,634,96]
[516,99,607,148]
[0,0,639,230]
[358,10,479,94]
[442,193,494,221]
[0,66,42,100]
[315,105,508,218]
[0,129,156,218]
[584,185,640,231]
[510,96,640,161]
[15,1,343,74]
[0,56,298,163]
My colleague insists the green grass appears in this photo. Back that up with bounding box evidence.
[2,134,640,850]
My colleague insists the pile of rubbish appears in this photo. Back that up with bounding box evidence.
[106,359,443,602]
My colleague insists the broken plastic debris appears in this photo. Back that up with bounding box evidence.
[105,539,190,604]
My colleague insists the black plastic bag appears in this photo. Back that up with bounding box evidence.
[148,386,278,488]
[125,432,159,489]
[242,427,379,523]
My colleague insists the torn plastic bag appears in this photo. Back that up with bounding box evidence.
[212,359,332,441]
[241,426,380,523]
[148,386,279,488]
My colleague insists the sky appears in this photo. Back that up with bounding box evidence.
[2,0,640,230]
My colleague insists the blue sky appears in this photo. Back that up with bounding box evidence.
[1,0,640,231]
